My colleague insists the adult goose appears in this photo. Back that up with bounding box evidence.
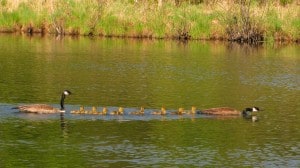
[13,90,71,114]
[200,107,260,116]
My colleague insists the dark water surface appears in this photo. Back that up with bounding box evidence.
[0,35,299,167]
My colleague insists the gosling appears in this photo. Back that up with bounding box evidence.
[171,107,185,115]
[71,105,86,114]
[130,107,145,115]
[151,107,167,115]
[110,107,124,115]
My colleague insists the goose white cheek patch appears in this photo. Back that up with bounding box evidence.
[64,91,70,95]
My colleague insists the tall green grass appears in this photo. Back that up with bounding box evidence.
[0,3,36,29]
[0,0,299,42]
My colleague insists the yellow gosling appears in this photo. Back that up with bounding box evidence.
[186,106,197,114]
[90,106,99,115]
[171,107,185,115]
[130,107,145,115]
[80,106,90,114]
[152,107,167,115]
[82,107,90,114]
[110,107,124,115]
[99,107,108,115]
[71,106,86,114]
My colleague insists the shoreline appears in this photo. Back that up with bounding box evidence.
[0,1,299,43]
[1,31,299,44]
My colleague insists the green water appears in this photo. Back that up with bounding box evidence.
[0,35,299,167]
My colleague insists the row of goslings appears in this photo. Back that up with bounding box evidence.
[71,106,198,115]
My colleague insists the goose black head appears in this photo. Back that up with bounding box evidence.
[60,90,71,111]
[242,107,261,117]
[244,107,260,112]
[252,107,260,112]
[63,90,72,96]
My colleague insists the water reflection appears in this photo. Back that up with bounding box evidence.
[60,113,68,140]
[0,35,299,167]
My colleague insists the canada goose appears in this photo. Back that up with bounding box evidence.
[200,107,260,116]
[171,107,185,115]
[71,105,86,114]
[13,90,71,114]
[110,107,124,115]
[130,107,145,115]
[151,107,167,115]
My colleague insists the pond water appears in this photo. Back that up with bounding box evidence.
[0,34,299,167]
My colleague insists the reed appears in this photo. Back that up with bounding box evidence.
[0,0,299,42]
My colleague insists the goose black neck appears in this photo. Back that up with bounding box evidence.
[242,110,252,116]
[60,93,66,110]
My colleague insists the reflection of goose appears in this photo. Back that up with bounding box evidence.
[110,107,124,115]
[252,115,258,122]
[130,107,145,115]
[71,106,86,114]
[13,90,71,114]
[200,107,260,116]
[171,108,185,115]
[152,107,167,115]
[60,113,69,140]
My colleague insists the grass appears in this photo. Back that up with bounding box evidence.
[0,0,299,42]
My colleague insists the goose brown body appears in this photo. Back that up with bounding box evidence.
[17,104,62,113]
[201,107,241,115]
[14,90,71,114]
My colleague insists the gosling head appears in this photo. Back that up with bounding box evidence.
[92,106,97,112]
[102,107,108,114]
[79,106,84,112]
